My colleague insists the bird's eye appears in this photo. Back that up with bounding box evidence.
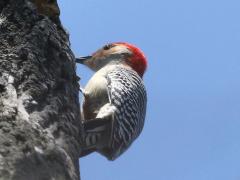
[103,44,114,50]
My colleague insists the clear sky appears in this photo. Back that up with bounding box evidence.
[59,1,240,180]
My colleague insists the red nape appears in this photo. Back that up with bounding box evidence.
[115,42,147,77]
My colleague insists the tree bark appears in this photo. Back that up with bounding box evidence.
[0,0,82,179]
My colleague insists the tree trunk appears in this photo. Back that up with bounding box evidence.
[0,0,82,179]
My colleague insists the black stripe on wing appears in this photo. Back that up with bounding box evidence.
[105,66,147,159]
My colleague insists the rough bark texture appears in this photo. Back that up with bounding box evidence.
[0,0,82,179]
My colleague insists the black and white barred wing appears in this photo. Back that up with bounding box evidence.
[106,67,147,159]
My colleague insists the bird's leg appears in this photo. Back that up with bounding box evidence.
[81,103,116,126]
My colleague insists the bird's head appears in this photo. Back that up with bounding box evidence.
[76,42,147,77]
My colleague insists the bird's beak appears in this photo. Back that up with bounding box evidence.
[76,56,92,64]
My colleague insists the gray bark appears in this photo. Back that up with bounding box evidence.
[0,0,82,179]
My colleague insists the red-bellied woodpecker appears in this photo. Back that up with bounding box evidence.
[76,42,147,160]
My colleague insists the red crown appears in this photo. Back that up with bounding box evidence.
[114,42,147,77]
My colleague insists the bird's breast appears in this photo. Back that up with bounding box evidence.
[82,73,109,120]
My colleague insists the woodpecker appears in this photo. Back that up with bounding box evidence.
[77,42,147,160]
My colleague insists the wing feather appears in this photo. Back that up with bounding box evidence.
[104,66,147,160]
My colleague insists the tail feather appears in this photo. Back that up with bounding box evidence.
[80,118,112,158]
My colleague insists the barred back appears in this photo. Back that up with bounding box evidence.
[105,66,147,160]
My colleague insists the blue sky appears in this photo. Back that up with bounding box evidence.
[59,1,240,180]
